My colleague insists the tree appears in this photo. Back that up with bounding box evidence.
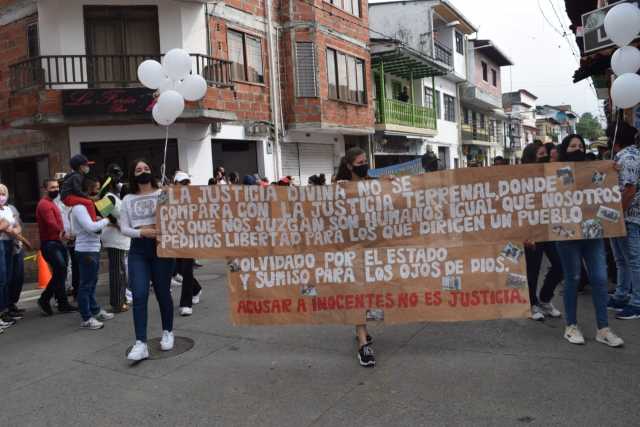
[576,113,604,140]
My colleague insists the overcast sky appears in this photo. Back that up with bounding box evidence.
[371,0,603,120]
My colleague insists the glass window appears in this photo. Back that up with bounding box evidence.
[347,56,357,102]
[444,94,456,122]
[463,107,469,124]
[355,59,365,104]
[246,35,264,83]
[326,0,359,17]
[424,87,434,109]
[352,0,360,17]
[435,90,441,119]
[327,49,337,99]
[455,32,464,54]
[482,62,488,81]
[27,23,39,58]
[337,52,348,101]
[491,69,497,87]
[228,30,246,81]
[480,113,485,128]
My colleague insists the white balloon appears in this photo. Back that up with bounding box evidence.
[611,73,640,109]
[152,103,175,126]
[156,90,185,120]
[137,60,165,89]
[612,46,640,75]
[177,74,208,101]
[163,49,192,81]
[604,3,640,48]
[157,77,175,94]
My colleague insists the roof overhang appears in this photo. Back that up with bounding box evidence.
[472,40,514,66]
[434,0,477,34]
[371,39,451,79]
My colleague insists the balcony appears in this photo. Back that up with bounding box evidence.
[461,122,497,146]
[9,54,233,92]
[434,41,453,66]
[376,98,437,135]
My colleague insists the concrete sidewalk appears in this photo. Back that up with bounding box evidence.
[1,260,638,427]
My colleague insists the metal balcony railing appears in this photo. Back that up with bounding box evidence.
[376,98,437,130]
[434,41,452,66]
[9,53,233,92]
[461,122,496,143]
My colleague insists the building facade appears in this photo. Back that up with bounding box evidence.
[503,89,538,162]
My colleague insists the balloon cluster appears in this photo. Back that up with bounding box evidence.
[605,3,640,109]
[137,49,208,126]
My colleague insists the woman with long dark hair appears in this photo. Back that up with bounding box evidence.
[120,159,175,361]
[555,134,623,347]
[336,147,376,367]
[521,142,563,321]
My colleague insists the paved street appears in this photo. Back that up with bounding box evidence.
[1,260,639,427]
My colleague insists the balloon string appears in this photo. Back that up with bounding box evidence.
[162,126,169,185]
[611,109,620,161]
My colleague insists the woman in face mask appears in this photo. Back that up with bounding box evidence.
[0,183,19,330]
[119,160,175,362]
[335,148,375,367]
[555,134,624,347]
[521,143,564,321]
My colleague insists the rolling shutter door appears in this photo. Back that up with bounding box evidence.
[281,143,301,183]
[299,143,334,185]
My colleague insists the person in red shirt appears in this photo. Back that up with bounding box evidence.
[35,178,78,315]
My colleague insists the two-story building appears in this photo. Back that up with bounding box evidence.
[460,39,512,166]
[536,104,578,143]
[503,89,538,162]
[369,0,477,169]
[0,0,375,229]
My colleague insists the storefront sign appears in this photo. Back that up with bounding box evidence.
[582,0,640,54]
[62,88,155,116]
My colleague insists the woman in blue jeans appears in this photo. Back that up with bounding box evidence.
[120,160,174,361]
[556,134,624,347]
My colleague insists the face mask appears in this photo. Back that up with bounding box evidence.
[135,172,153,184]
[538,156,550,163]
[352,164,369,178]
[0,196,7,206]
[566,150,585,162]
[80,165,90,174]
[48,191,59,200]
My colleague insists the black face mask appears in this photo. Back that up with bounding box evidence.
[538,156,550,163]
[566,150,586,162]
[48,190,59,200]
[135,172,153,184]
[352,164,369,178]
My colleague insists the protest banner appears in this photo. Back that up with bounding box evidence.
[228,243,529,325]
[158,161,626,258]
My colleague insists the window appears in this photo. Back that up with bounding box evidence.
[443,94,456,122]
[463,107,469,125]
[424,86,434,109]
[481,61,488,81]
[491,69,497,87]
[455,32,464,54]
[434,90,441,119]
[326,48,366,104]
[27,23,39,58]
[228,30,264,83]
[295,42,318,97]
[392,81,402,100]
[479,113,485,128]
[326,0,360,17]
[0,155,49,223]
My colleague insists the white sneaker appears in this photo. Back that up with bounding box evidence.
[125,289,133,304]
[596,327,624,348]
[95,310,115,321]
[192,290,202,305]
[171,275,183,287]
[179,307,193,316]
[160,330,174,351]
[127,341,149,361]
[530,306,545,321]
[80,317,104,330]
[539,302,562,318]
[564,325,585,345]
[0,319,12,330]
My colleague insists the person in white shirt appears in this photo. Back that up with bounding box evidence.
[70,176,114,330]
[100,170,131,313]
[0,183,19,330]
[120,160,175,362]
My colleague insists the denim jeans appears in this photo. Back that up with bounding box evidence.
[77,251,101,321]
[556,239,609,329]
[610,222,640,308]
[40,240,69,304]
[525,241,563,306]
[0,240,13,312]
[9,248,24,306]
[128,238,174,342]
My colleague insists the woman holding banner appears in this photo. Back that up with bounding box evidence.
[556,135,624,347]
[521,142,563,321]
[336,147,376,367]
[120,160,175,361]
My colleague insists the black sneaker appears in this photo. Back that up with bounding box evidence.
[38,298,53,316]
[0,314,17,326]
[7,310,24,320]
[9,304,26,314]
[358,344,376,368]
[355,334,373,345]
[58,304,79,313]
